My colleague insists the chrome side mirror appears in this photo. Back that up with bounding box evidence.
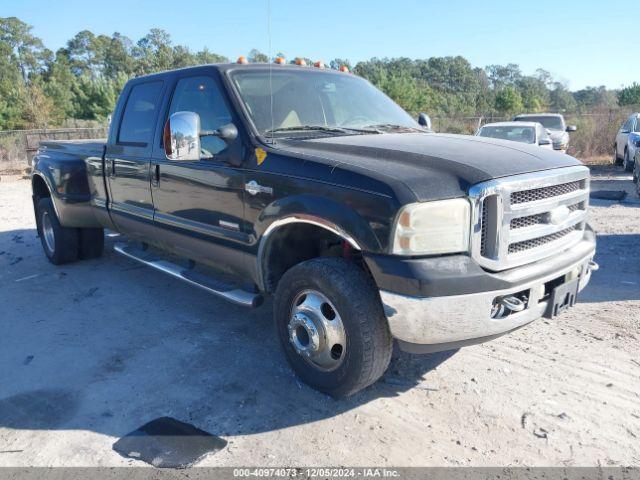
[164,111,201,161]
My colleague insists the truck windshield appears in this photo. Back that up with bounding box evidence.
[229,69,419,137]
[515,116,564,131]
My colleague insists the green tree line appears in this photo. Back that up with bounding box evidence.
[1,16,639,130]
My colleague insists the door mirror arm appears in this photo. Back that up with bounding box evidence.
[202,123,238,143]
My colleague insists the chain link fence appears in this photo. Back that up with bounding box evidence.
[0,109,636,173]
[0,127,108,174]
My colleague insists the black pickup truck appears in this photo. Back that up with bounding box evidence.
[31,63,597,396]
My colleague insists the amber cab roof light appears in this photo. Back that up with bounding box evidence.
[237,56,248,64]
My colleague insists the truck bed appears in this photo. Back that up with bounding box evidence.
[39,138,107,157]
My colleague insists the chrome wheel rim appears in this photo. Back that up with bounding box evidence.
[288,289,346,371]
[41,210,55,253]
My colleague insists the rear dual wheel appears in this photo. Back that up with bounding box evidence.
[36,198,104,265]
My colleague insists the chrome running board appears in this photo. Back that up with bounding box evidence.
[114,243,263,308]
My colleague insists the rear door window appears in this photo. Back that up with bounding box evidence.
[118,81,164,146]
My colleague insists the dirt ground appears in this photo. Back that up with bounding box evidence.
[0,165,639,467]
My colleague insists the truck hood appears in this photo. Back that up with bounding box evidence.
[275,132,582,202]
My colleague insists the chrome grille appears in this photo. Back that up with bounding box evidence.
[510,213,545,229]
[508,226,579,254]
[469,166,590,271]
[511,180,583,204]
[480,199,488,255]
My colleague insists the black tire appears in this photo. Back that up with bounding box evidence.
[274,257,392,397]
[36,197,79,265]
[614,145,623,165]
[623,149,634,172]
[78,227,104,259]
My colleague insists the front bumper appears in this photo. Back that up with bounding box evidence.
[373,230,597,353]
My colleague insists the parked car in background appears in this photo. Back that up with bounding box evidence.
[477,121,553,149]
[614,113,640,172]
[513,113,577,151]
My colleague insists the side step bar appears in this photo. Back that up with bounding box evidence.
[114,243,263,308]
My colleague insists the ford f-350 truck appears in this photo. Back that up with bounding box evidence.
[31,63,597,396]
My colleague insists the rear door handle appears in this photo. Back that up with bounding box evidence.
[151,164,160,187]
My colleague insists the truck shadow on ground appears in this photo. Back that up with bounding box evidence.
[0,228,457,452]
[0,227,636,459]
[581,233,640,303]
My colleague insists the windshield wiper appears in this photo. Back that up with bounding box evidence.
[265,125,348,135]
[363,123,427,133]
[264,125,380,136]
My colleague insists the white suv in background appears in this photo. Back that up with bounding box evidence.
[614,113,640,172]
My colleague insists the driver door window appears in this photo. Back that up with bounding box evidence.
[168,76,232,158]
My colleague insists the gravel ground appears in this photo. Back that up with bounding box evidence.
[0,165,639,467]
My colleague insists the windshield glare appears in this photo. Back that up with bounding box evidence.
[479,126,536,144]
[229,69,419,135]
[516,116,564,130]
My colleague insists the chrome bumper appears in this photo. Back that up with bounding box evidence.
[380,239,597,352]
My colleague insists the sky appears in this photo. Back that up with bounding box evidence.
[4,0,636,90]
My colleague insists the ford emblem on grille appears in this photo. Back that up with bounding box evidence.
[546,205,571,225]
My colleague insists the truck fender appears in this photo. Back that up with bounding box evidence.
[254,194,382,291]
[31,151,99,228]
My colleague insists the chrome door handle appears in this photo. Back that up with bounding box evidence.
[245,180,272,196]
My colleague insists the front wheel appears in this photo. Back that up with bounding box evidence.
[613,145,622,165]
[274,257,392,397]
[623,149,634,172]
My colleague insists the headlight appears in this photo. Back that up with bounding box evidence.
[391,198,471,255]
